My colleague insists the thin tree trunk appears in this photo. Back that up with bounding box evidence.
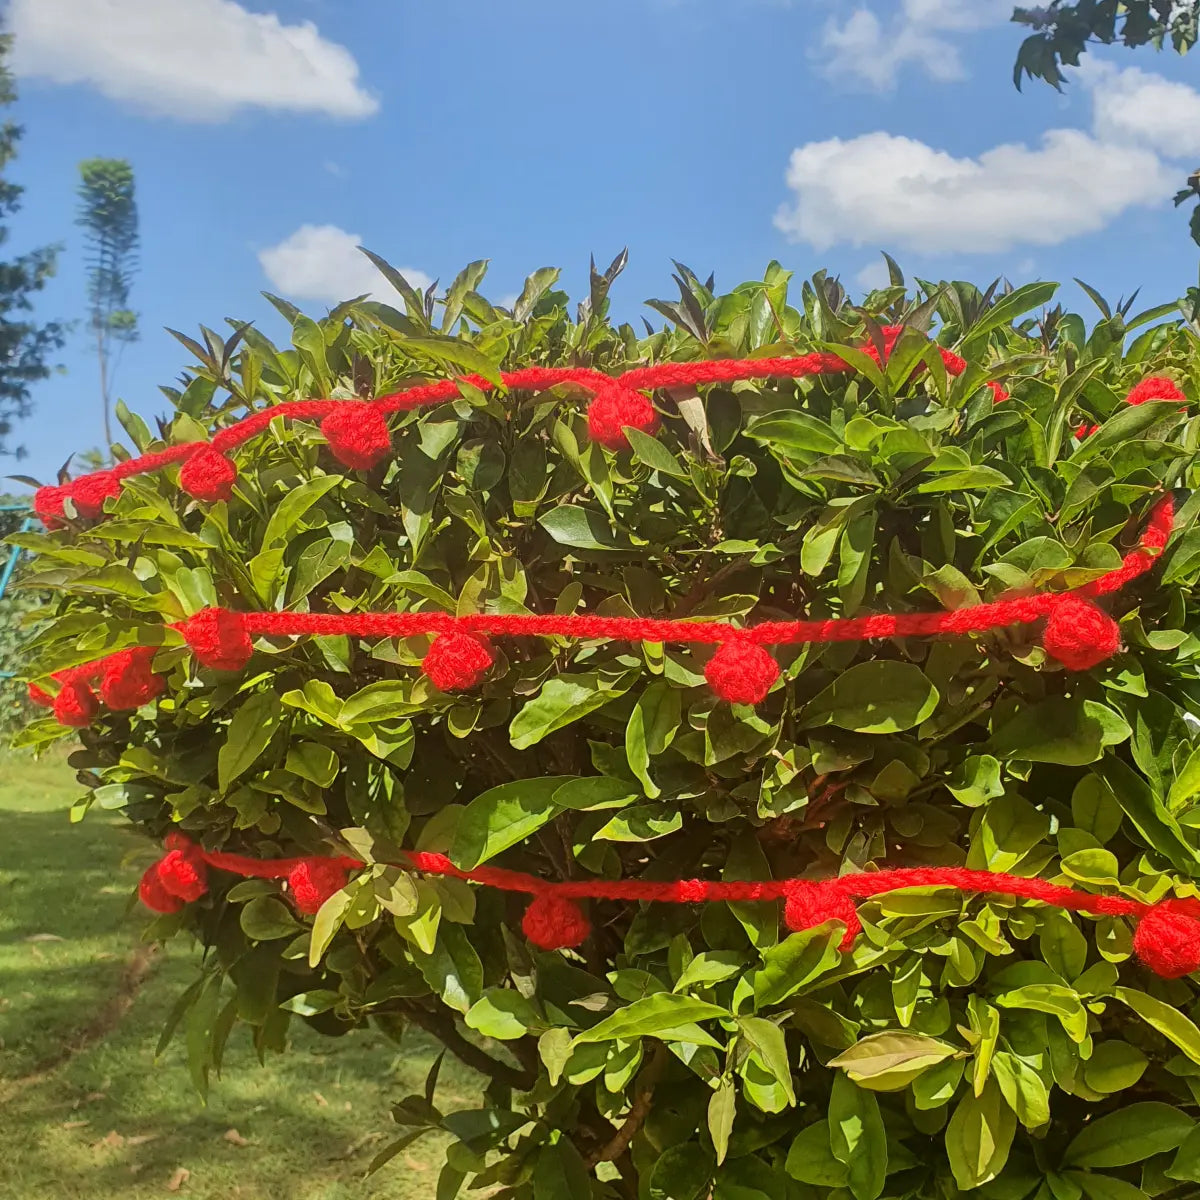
[96,321,111,450]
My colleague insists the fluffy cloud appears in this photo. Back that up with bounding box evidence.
[258,225,432,306]
[1082,60,1200,160]
[775,61,1192,254]
[9,0,378,122]
[820,0,1011,90]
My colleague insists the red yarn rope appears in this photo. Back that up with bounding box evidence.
[139,833,1200,977]
[191,841,1146,916]
[35,344,945,512]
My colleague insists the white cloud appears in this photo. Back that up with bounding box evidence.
[1080,60,1200,160]
[258,225,433,305]
[820,0,1011,90]
[9,0,378,122]
[775,60,1193,255]
[855,260,893,292]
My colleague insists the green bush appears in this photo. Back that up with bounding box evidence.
[13,257,1200,1200]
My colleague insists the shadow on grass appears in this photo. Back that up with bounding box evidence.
[0,796,481,1199]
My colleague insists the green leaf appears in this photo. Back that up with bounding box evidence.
[538,506,626,551]
[552,776,638,811]
[746,412,841,457]
[1063,1102,1193,1168]
[449,775,572,869]
[1113,988,1200,1066]
[648,1143,714,1200]
[802,661,939,733]
[993,983,1088,1043]
[991,1051,1050,1128]
[285,742,339,787]
[279,989,340,1016]
[625,680,682,799]
[409,925,484,1015]
[626,427,688,478]
[1093,759,1200,874]
[572,993,728,1046]
[308,886,353,967]
[739,1016,796,1107]
[989,698,1130,766]
[465,989,542,1041]
[828,1032,958,1091]
[708,1078,736,1166]
[217,693,283,791]
[945,1080,1016,1190]
[829,1073,888,1200]
[785,1121,849,1187]
[1081,1041,1148,1094]
[402,335,503,386]
[754,926,843,1008]
[239,896,301,941]
[510,673,629,750]
[262,475,341,550]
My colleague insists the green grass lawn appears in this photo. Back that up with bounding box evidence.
[0,752,475,1200]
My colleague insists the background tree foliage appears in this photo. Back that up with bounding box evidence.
[1011,0,1200,248]
[11,255,1200,1200]
[0,34,64,458]
[77,156,139,451]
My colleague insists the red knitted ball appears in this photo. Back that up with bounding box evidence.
[422,632,494,692]
[157,847,209,902]
[586,384,657,450]
[988,382,1009,404]
[783,882,861,951]
[33,485,67,526]
[522,893,591,951]
[70,471,122,518]
[183,607,253,671]
[1043,596,1121,671]
[704,641,780,705]
[100,646,166,711]
[321,404,393,469]
[1075,422,1100,439]
[1133,903,1200,978]
[27,682,53,708]
[53,681,98,727]
[138,863,185,914]
[860,325,905,365]
[288,859,350,915]
[1125,376,1185,407]
[179,445,238,502]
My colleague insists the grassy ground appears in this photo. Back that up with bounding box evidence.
[0,752,476,1200]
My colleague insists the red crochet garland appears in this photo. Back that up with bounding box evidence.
[137,834,1200,979]
[30,496,1175,726]
[32,331,994,525]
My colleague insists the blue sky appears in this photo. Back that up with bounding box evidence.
[5,0,1200,484]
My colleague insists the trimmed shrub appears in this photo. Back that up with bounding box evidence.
[13,258,1200,1199]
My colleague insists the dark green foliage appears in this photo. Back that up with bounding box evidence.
[12,255,1200,1199]
[0,35,64,457]
[0,497,38,734]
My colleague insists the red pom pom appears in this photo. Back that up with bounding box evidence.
[988,382,1009,404]
[288,859,349,915]
[783,882,861,951]
[422,632,494,692]
[100,646,166,711]
[1125,376,1185,408]
[27,682,53,708]
[157,847,208,902]
[138,863,184,914]
[705,641,780,705]
[522,893,590,951]
[53,681,98,727]
[1133,901,1200,978]
[33,485,67,526]
[586,383,657,449]
[1075,422,1100,439]
[180,446,237,502]
[1043,595,1121,671]
[860,325,906,365]
[183,607,253,672]
[321,404,392,469]
[70,471,122,518]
